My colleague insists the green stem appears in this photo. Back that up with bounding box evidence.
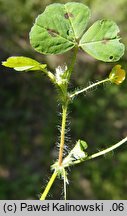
[70,78,110,98]
[40,68,56,84]
[67,46,78,81]
[40,96,68,201]
[63,168,67,200]
[66,136,127,167]
[40,47,77,200]
[88,136,127,160]
[40,171,57,200]
[58,104,68,166]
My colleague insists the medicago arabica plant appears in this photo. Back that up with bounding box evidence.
[2,2,127,200]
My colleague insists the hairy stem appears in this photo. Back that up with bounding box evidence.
[63,168,67,200]
[67,136,127,167]
[70,78,110,98]
[88,136,127,160]
[40,171,57,200]
[58,104,68,166]
[40,47,77,200]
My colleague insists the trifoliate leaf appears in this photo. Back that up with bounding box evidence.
[2,56,46,71]
[109,65,126,85]
[79,20,125,62]
[30,2,90,54]
[30,3,125,61]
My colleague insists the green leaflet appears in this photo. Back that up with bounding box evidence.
[79,20,125,62]
[64,2,90,39]
[30,2,90,54]
[2,56,46,71]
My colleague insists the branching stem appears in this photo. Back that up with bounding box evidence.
[39,45,78,200]
[40,104,68,200]
[67,136,127,167]
[39,42,126,200]
[70,78,110,98]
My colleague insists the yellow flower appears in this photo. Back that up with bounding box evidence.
[109,65,126,85]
